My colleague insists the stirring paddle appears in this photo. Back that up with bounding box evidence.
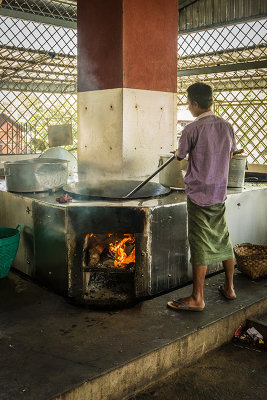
[123,154,176,199]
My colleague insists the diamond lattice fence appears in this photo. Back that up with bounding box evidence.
[0,0,77,155]
[178,19,267,164]
[0,2,266,163]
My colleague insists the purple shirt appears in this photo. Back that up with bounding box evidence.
[178,112,236,206]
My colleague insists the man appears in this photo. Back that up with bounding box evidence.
[168,82,237,312]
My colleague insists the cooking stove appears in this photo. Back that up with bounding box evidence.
[1,179,266,306]
[0,180,189,306]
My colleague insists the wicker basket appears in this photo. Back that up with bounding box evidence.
[234,243,267,279]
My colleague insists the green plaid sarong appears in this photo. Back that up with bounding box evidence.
[187,197,234,266]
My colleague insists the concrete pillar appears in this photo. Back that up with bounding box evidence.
[77,0,178,180]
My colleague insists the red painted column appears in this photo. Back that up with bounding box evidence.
[77,0,177,93]
[77,0,123,91]
[123,0,177,92]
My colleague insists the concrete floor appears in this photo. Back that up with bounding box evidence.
[129,338,267,400]
[0,270,266,400]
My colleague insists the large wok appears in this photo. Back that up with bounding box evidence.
[63,180,171,200]
[63,155,175,200]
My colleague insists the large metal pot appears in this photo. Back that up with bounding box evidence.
[4,158,68,192]
[158,154,188,188]
[227,155,247,188]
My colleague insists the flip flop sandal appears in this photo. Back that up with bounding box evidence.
[218,285,236,300]
[167,299,204,312]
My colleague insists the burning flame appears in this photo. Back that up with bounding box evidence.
[85,233,135,268]
[109,234,135,268]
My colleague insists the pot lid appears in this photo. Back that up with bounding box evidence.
[40,148,77,173]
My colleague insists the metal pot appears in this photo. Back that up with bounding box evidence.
[227,155,247,188]
[158,154,188,188]
[4,158,68,192]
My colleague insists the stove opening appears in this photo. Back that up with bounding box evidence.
[83,233,135,270]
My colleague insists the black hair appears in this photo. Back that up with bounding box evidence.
[187,82,213,109]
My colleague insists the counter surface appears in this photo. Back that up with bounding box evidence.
[0,179,266,208]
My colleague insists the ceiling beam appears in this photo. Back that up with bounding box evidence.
[0,7,76,28]
[177,60,267,76]
[0,80,76,93]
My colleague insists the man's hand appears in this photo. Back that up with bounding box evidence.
[233,148,244,155]
[171,150,183,161]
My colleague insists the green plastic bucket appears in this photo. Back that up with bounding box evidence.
[0,225,21,278]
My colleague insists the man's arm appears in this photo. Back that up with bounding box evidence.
[229,125,237,158]
[175,127,192,160]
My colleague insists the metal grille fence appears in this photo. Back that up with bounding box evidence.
[0,2,266,164]
[0,0,77,155]
[178,18,267,164]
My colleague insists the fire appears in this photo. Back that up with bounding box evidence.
[84,233,135,269]
[109,234,135,268]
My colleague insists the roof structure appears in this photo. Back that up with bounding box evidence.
[0,0,266,162]
[0,0,266,94]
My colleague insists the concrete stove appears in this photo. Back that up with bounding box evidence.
[1,181,266,306]
[0,181,189,306]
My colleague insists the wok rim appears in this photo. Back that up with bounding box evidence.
[63,180,171,200]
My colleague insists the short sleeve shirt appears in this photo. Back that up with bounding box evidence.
[177,111,236,206]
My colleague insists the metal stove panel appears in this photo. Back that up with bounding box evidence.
[33,202,68,295]
[150,203,188,295]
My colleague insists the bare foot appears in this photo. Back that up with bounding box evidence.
[172,295,205,309]
[219,284,236,300]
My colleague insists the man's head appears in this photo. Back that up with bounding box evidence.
[187,82,213,117]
